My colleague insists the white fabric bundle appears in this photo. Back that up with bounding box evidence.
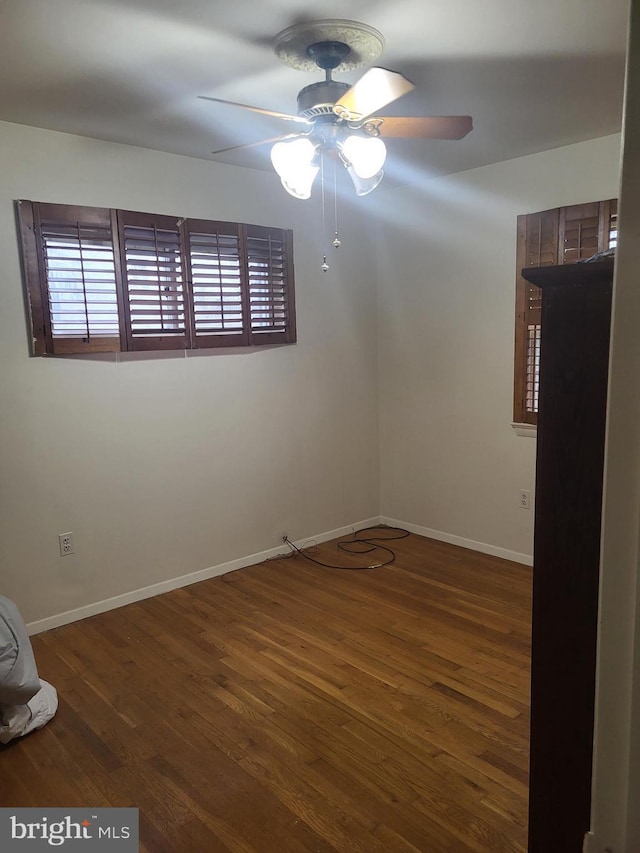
[0,595,58,743]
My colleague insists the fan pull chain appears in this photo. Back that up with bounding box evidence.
[332,157,341,249]
[320,150,329,272]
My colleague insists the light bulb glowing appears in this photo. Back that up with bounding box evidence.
[341,135,387,180]
[271,138,319,199]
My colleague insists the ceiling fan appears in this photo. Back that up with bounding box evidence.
[199,19,473,200]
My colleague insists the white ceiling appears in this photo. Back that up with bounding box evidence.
[0,0,629,184]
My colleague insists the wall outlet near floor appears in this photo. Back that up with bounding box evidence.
[58,531,74,556]
[519,490,531,509]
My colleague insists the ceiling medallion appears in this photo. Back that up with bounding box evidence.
[273,20,384,72]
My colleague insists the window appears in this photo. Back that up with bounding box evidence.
[17,201,296,356]
[513,198,617,425]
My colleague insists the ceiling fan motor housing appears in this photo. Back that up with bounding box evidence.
[297,81,351,118]
[306,40,351,70]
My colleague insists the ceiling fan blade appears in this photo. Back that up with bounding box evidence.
[199,95,311,126]
[371,115,473,139]
[334,67,415,120]
[212,133,302,156]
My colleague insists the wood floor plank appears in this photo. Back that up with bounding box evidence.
[0,531,531,851]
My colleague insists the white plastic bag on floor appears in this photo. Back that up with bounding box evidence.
[0,596,40,705]
[0,595,58,743]
[0,679,58,744]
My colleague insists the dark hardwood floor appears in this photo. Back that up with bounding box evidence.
[0,532,532,852]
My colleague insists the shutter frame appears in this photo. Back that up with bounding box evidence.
[514,210,557,424]
[183,218,249,348]
[16,200,48,356]
[17,200,124,355]
[245,224,296,346]
[514,215,528,424]
[559,202,601,264]
[118,209,191,351]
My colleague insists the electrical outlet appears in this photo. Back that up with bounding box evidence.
[58,532,74,556]
[519,490,531,509]
[281,532,289,543]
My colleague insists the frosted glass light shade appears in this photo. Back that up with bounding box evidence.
[341,135,387,180]
[279,167,319,199]
[347,166,384,196]
[271,138,318,199]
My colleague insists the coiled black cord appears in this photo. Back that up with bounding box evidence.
[284,525,410,570]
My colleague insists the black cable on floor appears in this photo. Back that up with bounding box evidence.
[284,525,410,571]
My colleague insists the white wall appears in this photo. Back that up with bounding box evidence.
[0,121,380,625]
[591,3,640,849]
[375,135,622,561]
[0,118,626,642]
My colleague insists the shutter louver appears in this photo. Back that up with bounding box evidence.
[184,219,248,347]
[246,226,296,345]
[119,211,189,350]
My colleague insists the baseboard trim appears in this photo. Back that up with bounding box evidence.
[26,514,530,634]
[26,515,383,635]
[381,516,533,566]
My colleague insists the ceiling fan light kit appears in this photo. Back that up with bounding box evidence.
[201,19,472,266]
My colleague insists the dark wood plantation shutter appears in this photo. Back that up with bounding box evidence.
[118,210,190,350]
[183,219,248,347]
[246,225,296,345]
[514,209,558,423]
[18,202,296,356]
[514,199,617,424]
[17,201,124,355]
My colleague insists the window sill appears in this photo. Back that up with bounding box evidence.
[512,422,537,438]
